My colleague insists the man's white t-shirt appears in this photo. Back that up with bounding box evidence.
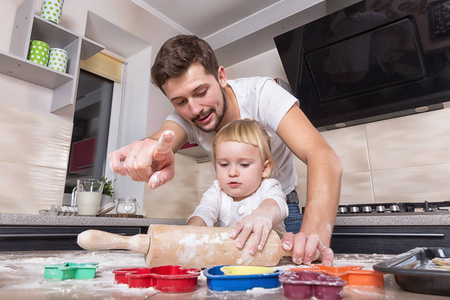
[166,77,299,194]
[188,178,289,237]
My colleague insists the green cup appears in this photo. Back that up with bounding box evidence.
[27,40,50,66]
[41,0,64,25]
[48,48,68,73]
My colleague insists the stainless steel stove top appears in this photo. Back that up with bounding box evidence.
[335,201,450,216]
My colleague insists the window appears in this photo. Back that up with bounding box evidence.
[64,69,113,192]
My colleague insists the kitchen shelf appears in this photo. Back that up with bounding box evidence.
[4,0,104,112]
[0,50,73,89]
[81,37,104,60]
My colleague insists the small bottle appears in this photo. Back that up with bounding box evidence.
[116,198,137,215]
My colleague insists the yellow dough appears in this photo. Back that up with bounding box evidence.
[432,258,450,270]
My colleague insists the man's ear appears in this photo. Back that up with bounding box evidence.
[217,66,227,88]
[262,160,272,178]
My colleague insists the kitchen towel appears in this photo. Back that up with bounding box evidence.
[27,40,50,66]
[41,0,64,25]
[48,48,68,73]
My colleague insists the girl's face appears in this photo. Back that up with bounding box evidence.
[215,141,271,201]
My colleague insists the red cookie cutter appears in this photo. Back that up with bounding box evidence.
[112,265,201,293]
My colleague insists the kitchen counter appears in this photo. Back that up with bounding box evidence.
[1,212,449,227]
[0,250,448,299]
[0,213,186,227]
[334,212,450,226]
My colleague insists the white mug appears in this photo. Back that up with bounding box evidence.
[72,179,104,216]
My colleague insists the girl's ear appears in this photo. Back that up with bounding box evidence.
[262,160,272,178]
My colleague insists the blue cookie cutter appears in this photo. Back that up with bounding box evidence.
[203,265,283,291]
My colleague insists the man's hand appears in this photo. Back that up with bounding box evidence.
[109,130,176,189]
[281,231,334,266]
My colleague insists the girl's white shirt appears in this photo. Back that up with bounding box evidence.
[188,178,288,237]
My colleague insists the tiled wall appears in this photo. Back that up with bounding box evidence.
[0,105,72,214]
[145,102,450,219]
[143,154,216,219]
[295,102,450,208]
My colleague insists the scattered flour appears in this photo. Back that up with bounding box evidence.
[1,249,419,299]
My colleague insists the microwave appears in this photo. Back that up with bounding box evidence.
[274,0,449,130]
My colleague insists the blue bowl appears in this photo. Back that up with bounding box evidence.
[203,265,283,291]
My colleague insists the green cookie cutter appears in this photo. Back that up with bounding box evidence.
[43,262,99,280]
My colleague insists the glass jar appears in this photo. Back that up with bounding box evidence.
[116,197,137,215]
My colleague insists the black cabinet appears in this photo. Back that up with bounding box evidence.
[0,226,142,251]
[331,226,449,254]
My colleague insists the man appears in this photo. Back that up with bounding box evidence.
[109,35,341,266]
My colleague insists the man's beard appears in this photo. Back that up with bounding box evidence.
[192,89,227,133]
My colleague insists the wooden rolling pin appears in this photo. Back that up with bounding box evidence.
[77,224,319,268]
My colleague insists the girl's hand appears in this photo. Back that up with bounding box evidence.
[229,213,273,255]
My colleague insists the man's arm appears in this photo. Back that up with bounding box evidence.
[277,104,342,265]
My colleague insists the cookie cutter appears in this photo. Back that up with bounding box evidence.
[280,271,346,299]
[113,265,201,293]
[43,262,99,280]
[203,265,283,292]
[291,265,384,287]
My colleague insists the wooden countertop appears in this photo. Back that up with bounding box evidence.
[0,250,448,299]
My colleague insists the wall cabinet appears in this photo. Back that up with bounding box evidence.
[0,0,103,112]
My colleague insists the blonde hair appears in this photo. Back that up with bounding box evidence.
[212,119,274,172]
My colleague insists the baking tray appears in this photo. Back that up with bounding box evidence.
[373,247,450,296]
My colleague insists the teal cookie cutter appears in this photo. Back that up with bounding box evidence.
[43,262,99,280]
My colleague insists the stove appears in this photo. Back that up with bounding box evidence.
[335,201,450,215]
[329,201,450,255]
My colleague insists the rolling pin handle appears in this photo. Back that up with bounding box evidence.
[77,230,150,254]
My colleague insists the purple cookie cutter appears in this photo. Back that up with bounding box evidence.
[279,271,346,300]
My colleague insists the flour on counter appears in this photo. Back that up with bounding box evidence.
[0,250,157,299]
[1,250,408,300]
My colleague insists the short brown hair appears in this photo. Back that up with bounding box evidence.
[212,119,274,173]
[151,35,219,92]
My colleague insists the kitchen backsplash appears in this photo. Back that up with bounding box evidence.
[144,102,450,219]
[0,105,72,214]
[296,101,450,208]
[1,102,448,217]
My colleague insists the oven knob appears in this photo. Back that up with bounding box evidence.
[376,205,386,213]
[350,206,359,213]
[338,206,348,214]
[362,206,372,213]
[390,204,400,212]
